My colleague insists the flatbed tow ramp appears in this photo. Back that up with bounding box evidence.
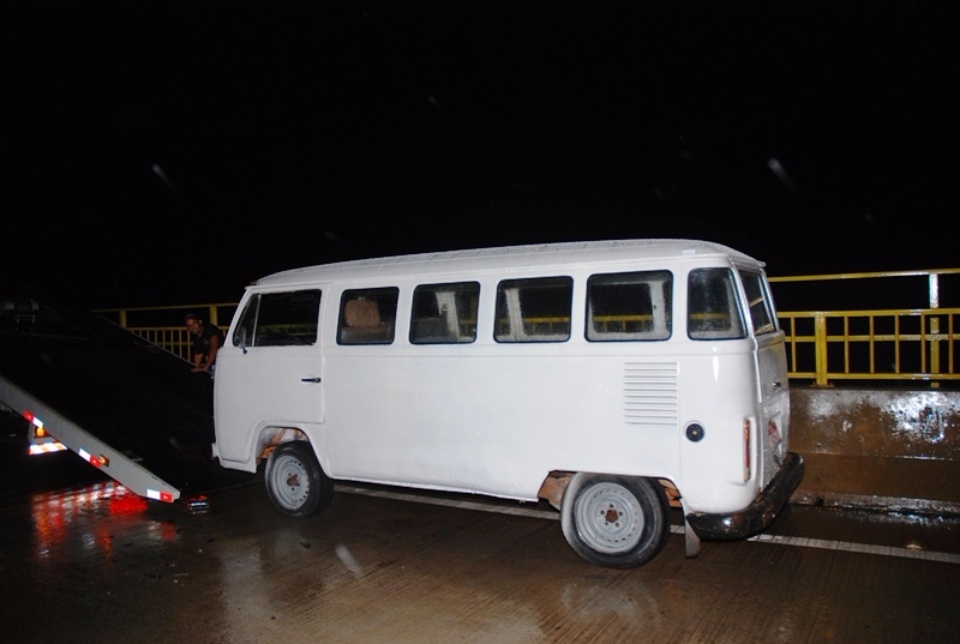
[0,296,249,502]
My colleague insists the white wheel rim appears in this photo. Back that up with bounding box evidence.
[574,482,645,553]
[271,453,310,510]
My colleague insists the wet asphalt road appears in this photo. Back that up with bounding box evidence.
[1,447,958,644]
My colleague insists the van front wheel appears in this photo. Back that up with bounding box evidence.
[264,441,334,518]
[560,474,670,568]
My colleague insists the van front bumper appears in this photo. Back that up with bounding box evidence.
[685,451,805,540]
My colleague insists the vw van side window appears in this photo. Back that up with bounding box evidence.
[495,276,573,343]
[739,270,778,335]
[337,287,399,345]
[586,271,672,342]
[410,282,480,344]
[687,268,747,340]
[232,290,322,347]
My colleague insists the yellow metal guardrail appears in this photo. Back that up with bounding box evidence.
[777,308,958,386]
[769,268,960,387]
[95,268,960,387]
[95,303,237,364]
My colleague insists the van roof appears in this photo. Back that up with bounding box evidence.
[253,238,763,288]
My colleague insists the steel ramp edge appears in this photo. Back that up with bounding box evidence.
[0,373,181,502]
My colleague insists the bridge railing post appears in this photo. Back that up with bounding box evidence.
[929,274,941,389]
[814,312,830,387]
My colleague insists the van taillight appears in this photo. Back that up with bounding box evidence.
[743,419,752,482]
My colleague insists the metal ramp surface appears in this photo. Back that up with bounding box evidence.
[0,298,251,499]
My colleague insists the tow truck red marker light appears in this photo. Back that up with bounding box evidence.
[24,411,45,434]
[78,448,103,467]
[147,489,175,503]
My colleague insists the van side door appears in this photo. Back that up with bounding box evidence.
[214,288,325,466]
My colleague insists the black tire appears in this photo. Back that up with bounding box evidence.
[264,441,334,518]
[560,474,670,568]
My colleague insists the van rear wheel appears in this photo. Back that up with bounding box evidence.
[560,474,670,568]
[264,441,334,518]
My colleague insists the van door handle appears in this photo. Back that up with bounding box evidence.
[301,377,322,383]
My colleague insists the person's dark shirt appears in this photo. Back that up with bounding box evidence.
[192,323,225,359]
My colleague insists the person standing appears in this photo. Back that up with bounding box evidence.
[185,313,224,375]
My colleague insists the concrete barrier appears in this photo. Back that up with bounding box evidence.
[789,386,960,516]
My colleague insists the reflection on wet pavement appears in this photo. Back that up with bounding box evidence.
[2,480,958,643]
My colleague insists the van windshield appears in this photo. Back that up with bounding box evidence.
[233,290,322,347]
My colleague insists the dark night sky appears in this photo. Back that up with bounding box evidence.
[2,1,955,308]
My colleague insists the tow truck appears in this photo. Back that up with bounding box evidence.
[1,293,240,502]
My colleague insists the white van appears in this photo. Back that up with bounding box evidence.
[212,239,804,568]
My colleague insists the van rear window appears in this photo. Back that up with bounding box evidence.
[739,270,778,335]
[687,268,747,340]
